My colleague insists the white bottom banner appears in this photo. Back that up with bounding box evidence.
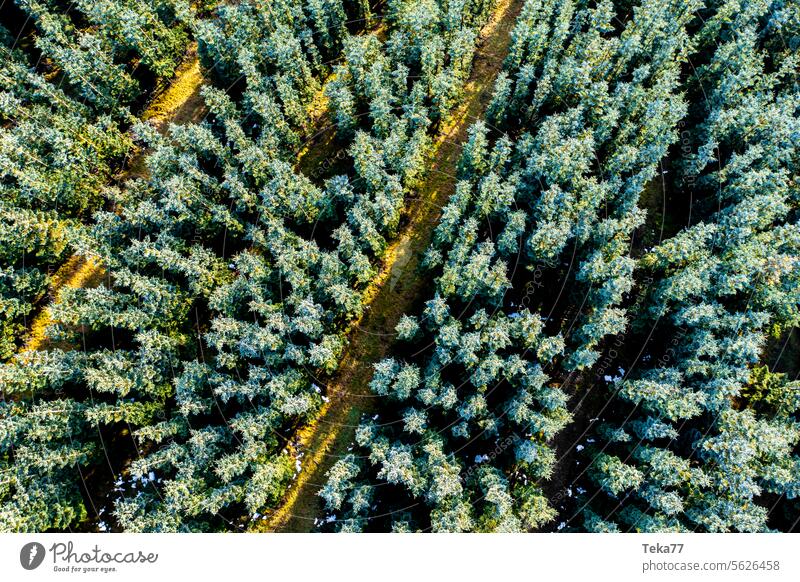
[1,534,797,581]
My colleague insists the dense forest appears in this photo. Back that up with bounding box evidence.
[0,0,798,533]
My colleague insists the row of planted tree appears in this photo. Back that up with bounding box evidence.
[319,0,800,532]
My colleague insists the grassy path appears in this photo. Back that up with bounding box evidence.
[125,43,206,179]
[140,44,206,132]
[261,0,524,533]
[20,255,105,353]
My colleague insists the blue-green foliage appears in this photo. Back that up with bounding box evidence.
[582,0,800,533]
[322,0,699,532]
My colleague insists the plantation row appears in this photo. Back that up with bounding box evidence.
[0,0,196,358]
[1,0,502,531]
[319,0,800,531]
[580,0,800,533]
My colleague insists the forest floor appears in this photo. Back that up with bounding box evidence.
[126,43,207,179]
[293,23,388,177]
[140,44,206,131]
[259,0,524,533]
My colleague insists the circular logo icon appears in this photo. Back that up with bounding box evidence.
[20,542,46,570]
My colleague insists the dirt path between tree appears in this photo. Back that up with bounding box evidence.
[260,0,525,533]
[20,255,105,353]
[124,43,207,180]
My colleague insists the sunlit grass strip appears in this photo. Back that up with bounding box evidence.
[21,255,104,353]
[141,44,205,130]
